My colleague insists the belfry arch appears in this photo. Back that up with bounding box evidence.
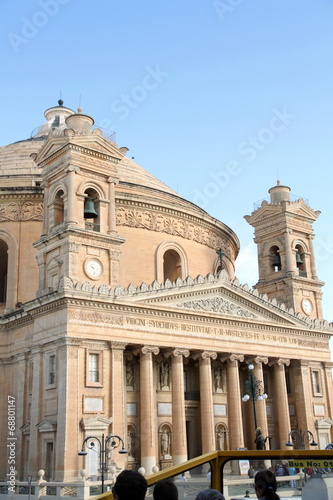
[0,230,18,313]
[155,241,188,283]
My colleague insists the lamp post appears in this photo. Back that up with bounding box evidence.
[285,429,318,449]
[242,363,268,432]
[78,434,127,493]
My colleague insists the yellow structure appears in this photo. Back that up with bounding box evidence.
[0,101,332,482]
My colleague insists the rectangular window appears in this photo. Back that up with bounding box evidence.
[48,354,56,387]
[86,350,103,387]
[89,354,99,383]
[28,360,34,393]
[312,370,322,395]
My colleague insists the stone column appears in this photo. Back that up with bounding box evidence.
[284,230,295,274]
[110,342,127,467]
[107,178,117,233]
[253,356,269,445]
[225,354,244,449]
[66,166,79,225]
[41,180,49,235]
[293,361,313,435]
[165,348,190,464]
[135,346,159,474]
[194,351,217,454]
[270,358,291,449]
[307,235,318,279]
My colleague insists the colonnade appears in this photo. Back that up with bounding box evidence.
[113,346,296,472]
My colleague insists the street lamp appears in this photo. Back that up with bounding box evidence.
[242,363,268,431]
[78,434,127,492]
[285,429,318,449]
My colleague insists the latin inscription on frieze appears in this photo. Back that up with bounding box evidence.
[125,317,327,349]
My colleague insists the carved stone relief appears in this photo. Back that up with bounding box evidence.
[116,207,233,257]
[177,297,255,318]
[0,201,43,222]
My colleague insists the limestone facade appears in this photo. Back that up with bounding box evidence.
[0,102,332,482]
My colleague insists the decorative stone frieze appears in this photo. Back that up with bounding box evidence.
[0,201,43,221]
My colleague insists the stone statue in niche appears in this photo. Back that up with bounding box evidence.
[216,428,224,450]
[161,429,171,458]
[127,430,135,458]
[160,362,169,390]
[126,364,134,389]
[214,367,222,393]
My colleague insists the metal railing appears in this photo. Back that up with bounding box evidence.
[91,449,333,500]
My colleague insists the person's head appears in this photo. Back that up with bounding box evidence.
[113,470,148,500]
[153,479,178,500]
[195,489,225,500]
[254,470,279,500]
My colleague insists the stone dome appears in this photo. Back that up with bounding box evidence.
[0,103,240,287]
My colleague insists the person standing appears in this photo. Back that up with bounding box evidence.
[112,470,148,500]
[254,469,280,500]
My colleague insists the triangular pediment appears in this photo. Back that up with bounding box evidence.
[36,419,57,433]
[80,414,112,431]
[59,272,333,331]
[118,272,332,330]
[245,200,320,226]
[35,131,125,166]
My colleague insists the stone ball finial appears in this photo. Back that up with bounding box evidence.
[138,467,146,476]
[80,469,87,480]
[77,107,82,114]
[38,469,45,480]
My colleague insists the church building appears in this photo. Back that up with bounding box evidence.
[0,101,332,482]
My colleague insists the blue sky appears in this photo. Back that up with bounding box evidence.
[1,1,332,338]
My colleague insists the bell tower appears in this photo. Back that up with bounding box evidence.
[33,103,126,296]
[244,181,324,319]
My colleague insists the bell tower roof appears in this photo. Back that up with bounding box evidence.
[244,182,324,319]
[268,180,291,204]
[31,100,75,138]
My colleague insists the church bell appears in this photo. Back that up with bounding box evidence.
[84,197,98,219]
[272,254,281,266]
[296,252,303,265]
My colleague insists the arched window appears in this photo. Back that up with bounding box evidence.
[53,190,64,225]
[84,188,100,232]
[0,239,8,305]
[0,232,18,313]
[270,245,281,272]
[163,249,181,282]
[155,242,188,283]
[295,244,306,276]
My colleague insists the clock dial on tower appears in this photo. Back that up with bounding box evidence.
[301,298,313,315]
[84,258,103,280]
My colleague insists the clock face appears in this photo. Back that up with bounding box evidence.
[302,298,313,315]
[84,259,103,279]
